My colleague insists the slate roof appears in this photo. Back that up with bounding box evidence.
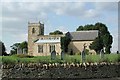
[67,30,98,41]
[35,39,60,43]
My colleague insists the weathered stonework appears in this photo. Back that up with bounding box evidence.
[68,41,96,54]
[28,21,44,56]
[28,21,98,56]
[2,63,120,79]
[28,21,64,56]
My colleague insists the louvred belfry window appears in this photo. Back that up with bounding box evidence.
[32,28,35,34]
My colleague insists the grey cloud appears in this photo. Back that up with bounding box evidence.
[2,2,118,34]
[3,2,117,22]
[1,2,118,52]
[2,2,101,21]
[95,2,118,12]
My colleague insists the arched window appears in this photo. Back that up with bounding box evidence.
[32,28,35,34]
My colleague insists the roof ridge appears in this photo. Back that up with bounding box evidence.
[71,30,98,33]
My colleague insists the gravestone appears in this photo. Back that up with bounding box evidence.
[81,43,86,63]
[70,49,73,55]
[81,50,86,63]
[61,51,64,60]
[23,48,27,54]
[100,49,104,59]
[117,51,119,54]
[51,50,56,60]
[23,49,25,54]
[17,47,22,54]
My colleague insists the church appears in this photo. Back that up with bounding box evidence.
[28,21,98,56]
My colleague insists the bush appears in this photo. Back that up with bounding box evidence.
[73,59,80,63]
[2,56,18,64]
[85,49,90,55]
[15,54,34,58]
[76,52,81,55]
[102,57,109,62]
[18,58,33,63]
[86,56,93,63]
[105,54,119,62]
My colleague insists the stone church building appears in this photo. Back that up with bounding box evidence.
[28,21,98,56]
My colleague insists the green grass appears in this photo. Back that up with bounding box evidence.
[86,55,100,63]
[0,54,120,64]
[103,54,119,62]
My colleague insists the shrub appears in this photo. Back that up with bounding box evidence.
[102,57,109,62]
[108,54,119,62]
[2,56,18,64]
[15,54,34,58]
[85,49,90,55]
[73,59,80,63]
[76,52,81,55]
[86,56,93,63]
[18,58,30,63]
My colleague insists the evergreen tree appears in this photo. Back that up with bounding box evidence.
[49,30,63,35]
[0,41,8,56]
[10,43,20,55]
[10,41,28,55]
[103,33,113,54]
[76,22,113,54]
[61,35,71,52]
[89,37,103,54]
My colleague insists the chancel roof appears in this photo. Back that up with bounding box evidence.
[67,30,98,41]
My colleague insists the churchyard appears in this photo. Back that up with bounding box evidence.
[1,53,120,79]
[1,53,120,64]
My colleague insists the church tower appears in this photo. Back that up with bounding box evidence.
[28,21,44,56]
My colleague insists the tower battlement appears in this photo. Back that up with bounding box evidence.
[28,21,44,27]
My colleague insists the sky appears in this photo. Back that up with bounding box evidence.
[0,0,119,53]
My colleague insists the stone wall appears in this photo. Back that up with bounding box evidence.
[28,22,44,56]
[1,62,120,79]
[33,43,61,56]
[68,41,96,54]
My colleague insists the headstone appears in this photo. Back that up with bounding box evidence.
[70,49,73,55]
[51,50,56,60]
[117,51,119,54]
[81,43,86,63]
[100,49,104,59]
[17,47,22,54]
[17,47,19,54]
[23,49,25,54]
[61,51,64,60]
[19,49,22,54]
[23,48,27,54]
[81,50,86,63]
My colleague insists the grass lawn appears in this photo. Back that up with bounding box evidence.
[0,54,120,64]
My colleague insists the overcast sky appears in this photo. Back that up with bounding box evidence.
[0,1,119,53]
